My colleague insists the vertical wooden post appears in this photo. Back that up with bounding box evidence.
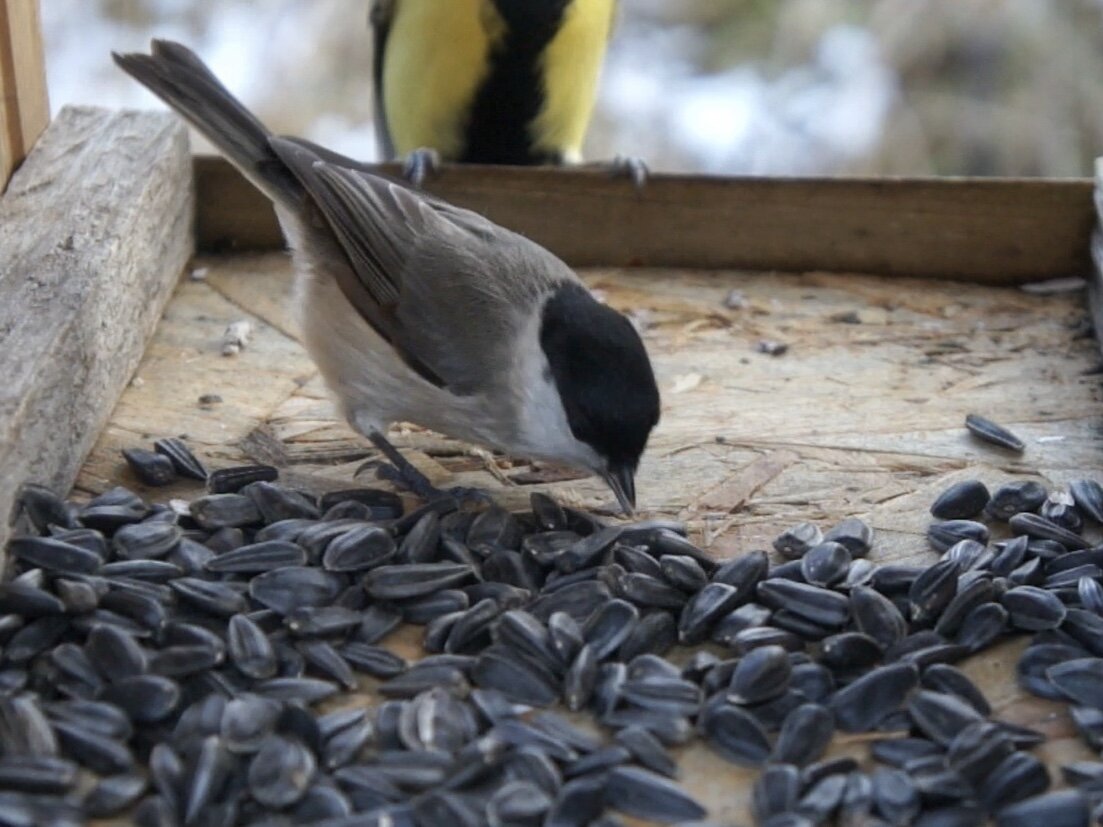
[1090,158,1103,357]
[0,0,49,192]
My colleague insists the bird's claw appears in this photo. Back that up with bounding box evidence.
[610,154,649,191]
[358,435,491,509]
[402,147,442,188]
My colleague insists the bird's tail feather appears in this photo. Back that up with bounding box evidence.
[112,39,301,207]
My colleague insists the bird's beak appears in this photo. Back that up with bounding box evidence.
[603,465,636,516]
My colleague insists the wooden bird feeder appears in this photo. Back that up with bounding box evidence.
[3,2,1103,820]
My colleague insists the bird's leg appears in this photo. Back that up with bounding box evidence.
[358,430,491,506]
[576,155,649,191]
[402,147,442,188]
[609,155,649,190]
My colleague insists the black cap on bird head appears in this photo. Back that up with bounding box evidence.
[539,282,661,513]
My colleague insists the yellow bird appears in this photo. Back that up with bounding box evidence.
[370,0,634,183]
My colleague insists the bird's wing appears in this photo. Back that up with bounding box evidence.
[369,0,397,160]
[269,137,570,395]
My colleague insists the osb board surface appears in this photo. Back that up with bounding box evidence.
[75,252,1103,825]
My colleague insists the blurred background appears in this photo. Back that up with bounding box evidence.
[41,0,1103,177]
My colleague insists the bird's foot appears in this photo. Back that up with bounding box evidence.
[359,431,492,508]
[402,147,442,188]
[608,154,649,191]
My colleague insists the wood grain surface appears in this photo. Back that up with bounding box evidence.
[0,105,193,553]
[0,0,48,190]
[74,251,1103,824]
[195,156,1095,284]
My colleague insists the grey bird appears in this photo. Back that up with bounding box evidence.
[112,40,660,512]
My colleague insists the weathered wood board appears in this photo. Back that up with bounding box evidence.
[0,0,49,190]
[74,249,1103,824]
[195,157,1096,284]
[0,105,193,552]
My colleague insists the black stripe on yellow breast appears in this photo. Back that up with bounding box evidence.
[460,0,572,165]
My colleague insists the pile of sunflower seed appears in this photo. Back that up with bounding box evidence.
[2,436,1103,826]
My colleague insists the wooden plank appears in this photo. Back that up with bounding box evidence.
[74,251,1103,823]
[1090,157,1103,359]
[0,0,49,190]
[0,105,193,553]
[195,155,1094,283]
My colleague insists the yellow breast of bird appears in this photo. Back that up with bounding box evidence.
[381,0,500,160]
[532,0,616,164]
[381,0,616,164]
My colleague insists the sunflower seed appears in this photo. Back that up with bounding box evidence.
[297,639,357,690]
[801,542,851,588]
[768,702,834,767]
[321,486,404,517]
[849,585,907,649]
[920,664,990,716]
[204,540,307,573]
[8,536,101,575]
[1043,656,1103,708]
[908,558,960,625]
[255,677,339,704]
[952,600,1008,652]
[242,481,320,523]
[870,737,941,771]
[167,578,246,617]
[99,675,180,723]
[979,750,1052,812]
[872,767,920,826]
[364,563,474,600]
[933,577,995,638]
[710,553,772,599]
[984,484,1046,526]
[551,526,623,573]
[757,580,849,628]
[149,437,207,480]
[79,487,150,531]
[798,772,848,822]
[17,484,78,533]
[945,720,1013,788]
[823,517,874,557]
[0,756,79,794]
[83,772,148,818]
[544,775,605,827]
[206,465,279,494]
[113,521,182,560]
[965,413,1025,452]
[247,566,342,614]
[473,648,558,707]
[582,599,638,659]
[1066,478,1103,523]
[830,663,918,733]
[927,521,989,553]
[700,704,770,766]
[995,790,1089,827]
[774,522,824,560]
[1000,585,1067,630]
[221,613,276,681]
[0,582,66,617]
[604,766,705,823]
[320,525,397,572]
[907,689,985,747]
[247,734,315,809]
[752,763,801,823]
[929,480,991,521]
[1009,512,1088,550]
[659,554,708,592]
[189,494,261,529]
